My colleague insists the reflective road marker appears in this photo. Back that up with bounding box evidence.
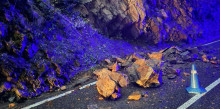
[177,78,220,109]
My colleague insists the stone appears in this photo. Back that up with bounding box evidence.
[8,103,15,108]
[128,91,141,101]
[126,63,139,82]
[202,54,209,62]
[136,64,160,88]
[96,76,116,98]
[60,86,66,91]
[147,52,163,60]
[111,92,121,99]
[94,68,128,98]
[132,53,144,60]
[167,74,177,79]
[108,62,119,72]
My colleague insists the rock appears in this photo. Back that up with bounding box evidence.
[183,72,190,76]
[104,59,112,65]
[147,52,163,60]
[141,91,148,97]
[94,68,128,98]
[116,57,126,63]
[60,86,66,91]
[165,67,180,76]
[8,103,15,108]
[210,61,217,64]
[96,75,116,98]
[111,93,121,99]
[108,71,128,87]
[136,63,160,88]
[167,74,177,79]
[108,62,119,72]
[132,53,144,60]
[202,54,209,62]
[128,91,141,101]
[126,63,139,82]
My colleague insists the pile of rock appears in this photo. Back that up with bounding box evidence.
[94,52,163,99]
[94,46,220,99]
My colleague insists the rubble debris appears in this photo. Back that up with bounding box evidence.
[147,52,163,60]
[9,103,16,108]
[60,86,67,91]
[210,61,217,64]
[111,93,121,99]
[98,97,104,100]
[128,91,141,101]
[107,62,119,72]
[141,91,148,97]
[183,72,191,76]
[94,68,128,98]
[202,55,209,62]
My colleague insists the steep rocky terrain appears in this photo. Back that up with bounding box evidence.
[0,0,219,103]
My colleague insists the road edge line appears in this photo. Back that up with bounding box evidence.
[21,81,97,109]
[177,78,220,109]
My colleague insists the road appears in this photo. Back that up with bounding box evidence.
[1,40,220,109]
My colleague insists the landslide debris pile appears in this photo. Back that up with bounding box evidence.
[94,46,220,99]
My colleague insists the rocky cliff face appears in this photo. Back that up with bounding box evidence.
[76,0,201,44]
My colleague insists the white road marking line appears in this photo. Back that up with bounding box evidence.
[177,78,220,109]
[21,81,97,109]
[201,39,220,46]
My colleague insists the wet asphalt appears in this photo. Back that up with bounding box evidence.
[0,41,220,109]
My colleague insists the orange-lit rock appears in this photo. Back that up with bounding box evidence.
[202,55,209,62]
[128,91,141,100]
[132,53,144,60]
[108,72,128,87]
[9,103,15,108]
[134,59,146,66]
[94,68,128,98]
[96,76,116,98]
[108,62,119,72]
[116,57,126,63]
[111,92,121,99]
[136,65,159,88]
[147,52,163,60]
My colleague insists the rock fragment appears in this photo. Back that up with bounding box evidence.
[128,91,141,101]
[94,68,128,98]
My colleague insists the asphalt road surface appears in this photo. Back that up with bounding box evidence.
[1,40,220,109]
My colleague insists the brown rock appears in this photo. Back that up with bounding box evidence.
[111,92,121,99]
[9,103,15,108]
[116,57,126,63]
[128,91,141,100]
[60,86,66,91]
[108,72,128,87]
[210,61,217,64]
[108,62,119,72]
[147,52,163,60]
[202,55,209,62]
[96,76,116,98]
[94,68,128,98]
